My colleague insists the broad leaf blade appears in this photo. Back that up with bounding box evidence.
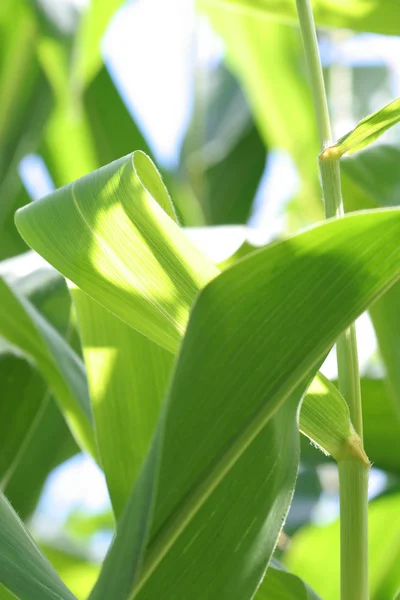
[90,210,400,600]
[0,493,77,600]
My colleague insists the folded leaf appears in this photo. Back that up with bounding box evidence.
[322,97,400,159]
[15,151,218,353]
[0,276,95,457]
[0,493,77,600]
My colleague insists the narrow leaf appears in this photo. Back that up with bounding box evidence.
[0,493,77,600]
[0,276,95,457]
[322,97,400,159]
[0,353,46,488]
[301,372,368,464]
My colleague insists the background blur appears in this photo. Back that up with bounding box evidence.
[2,0,400,598]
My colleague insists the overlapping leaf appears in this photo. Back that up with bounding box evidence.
[16,147,400,599]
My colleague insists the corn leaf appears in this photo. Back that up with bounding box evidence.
[0,493,77,600]
[301,376,400,476]
[198,0,400,36]
[41,545,100,600]
[0,277,95,457]
[254,558,322,599]
[4,394,78,521]
[65,153,355,519]
[88,210,400,600]
[300,372,367,464]
[15,151,219,354]
[16,152,400,598]
[323,97,400,158]
[71,289,174,519]
[67,154,214,518]
[340,147,400,422]
[201,6,323,223]
[0,353,46,488]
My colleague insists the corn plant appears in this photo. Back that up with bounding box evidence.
[2,0,400,599]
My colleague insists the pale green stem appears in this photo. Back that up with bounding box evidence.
[295,1,369,598]
[338,460,369,600]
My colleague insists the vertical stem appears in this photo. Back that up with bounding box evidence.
[295,1,369,599]
[338,460,369,600]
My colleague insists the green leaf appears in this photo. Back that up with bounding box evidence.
[41,545,100,600]
[300,372,368,464]
[361,377,400,475]
[322,97,400,158]
[0,276,95,457]
[254,558,322,599]
[285,492,400,600]
[73,0,126,87]
[15,151,219,354]
[0,493,77,600]
[201,6,323,223]
[16,146,400,598]
[90,210,400,600]
[84,66,152,167]
[340,147,400,421]
[181,65,266,225]
[301,376,400,475]
[341,145,400,211]
[71,289,174,518]
[4,394,78,520]
[0,353,46,487]
[198,0,400,35]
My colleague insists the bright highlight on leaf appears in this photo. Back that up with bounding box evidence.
[15,151,218,354]
[321,97,400,159]
[301,373,369,465]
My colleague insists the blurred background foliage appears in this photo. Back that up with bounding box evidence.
[1,0,400,598]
